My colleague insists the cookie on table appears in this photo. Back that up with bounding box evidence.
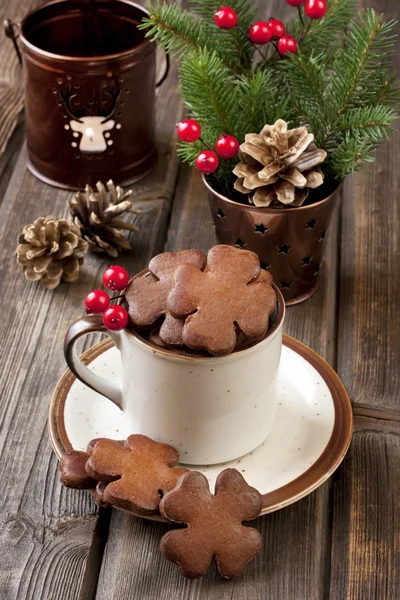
[168,245,276,355]
[59,438,124,491]
[60,450,96,489]
[125,250,206,345]
[160,468,262,579]
[85,434,188,516]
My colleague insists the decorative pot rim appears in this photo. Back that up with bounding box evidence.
[19,0,151,63]
[202,174,343,213]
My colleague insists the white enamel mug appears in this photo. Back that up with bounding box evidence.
[64,278,285,465]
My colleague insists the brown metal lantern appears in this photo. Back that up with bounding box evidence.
[205,176,341,305]
[4,0,169,190]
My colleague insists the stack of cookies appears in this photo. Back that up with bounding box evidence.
[60,434,263,580]
[125,244,277,356]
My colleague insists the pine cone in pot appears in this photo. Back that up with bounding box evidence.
[69,180,140,258]
[233,119,327,207]
[16,216,89,289]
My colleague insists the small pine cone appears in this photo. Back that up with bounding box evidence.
[233,119,327,207]
[16,216,89,289]
[68,180,140,258]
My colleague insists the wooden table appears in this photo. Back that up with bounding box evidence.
[0,1,399,598]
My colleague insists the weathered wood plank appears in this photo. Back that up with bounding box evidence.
[330,429,400,600]
[337,0,400,416]
[0,118,24,204]
[0,16,182,600]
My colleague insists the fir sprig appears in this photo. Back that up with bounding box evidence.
[141,1,399,187]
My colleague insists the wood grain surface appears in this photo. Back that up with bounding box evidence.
[0,0,398,599]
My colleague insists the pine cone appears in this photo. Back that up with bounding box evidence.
[16,216,89,289]
[233,119,327,207]
[69,180,140,258]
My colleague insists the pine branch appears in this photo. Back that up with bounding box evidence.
[282,51,328,144]
[328,10,398,119]
[288,0,357,57]
[179,48,237,136]
[139,3,236,71]
[332,106,397,142]
[327,134,376,179]
[190,0,257,68]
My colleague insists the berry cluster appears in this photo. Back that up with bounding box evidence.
[177,119,239,174]
[85,266,129,331]
[214,1,327,55]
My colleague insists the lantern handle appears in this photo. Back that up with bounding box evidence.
[156,51,170,88]
[4,19,22,66]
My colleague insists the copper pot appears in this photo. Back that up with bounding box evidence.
[205,176,341,305]
[4,0,169,190]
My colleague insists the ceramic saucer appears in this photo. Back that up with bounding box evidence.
[49,335,352,518]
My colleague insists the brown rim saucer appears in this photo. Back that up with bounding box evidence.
[48,335,353,519]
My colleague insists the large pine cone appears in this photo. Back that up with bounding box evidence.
[69,180,140,258]
[16,217,89,289]
[233,119,327,207]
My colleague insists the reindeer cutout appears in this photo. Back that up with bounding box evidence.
[70,116,115,152]
[60,83,120,153]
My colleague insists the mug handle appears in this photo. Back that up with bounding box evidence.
[156,51,170,88]
[4,19,22,66]
[64,315,123,408]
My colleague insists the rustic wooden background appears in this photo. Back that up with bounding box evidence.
[0,1,399,599]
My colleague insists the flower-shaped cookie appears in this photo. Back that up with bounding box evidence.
[168,245,276,355]
[125,249,206,345]
[60,450,96,489]
[85,434,188,515]
[160,469,262,579]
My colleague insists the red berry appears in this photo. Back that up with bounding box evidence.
[286,0,305,6]
[195,150,219,174]
[103,305,129,331]
[176,119,201,143]
[249,21,272,45]
[214,7,237,29]
[102,266,129,291]
[268,19,285,39]
[278,35,298,55]
[85,289,110,314]
[304,0,327,19]
[215,134,240,159]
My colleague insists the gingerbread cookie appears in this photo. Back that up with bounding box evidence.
[85,434,188,516]
[168,245,276,355]
[125,250,206,345]
[258,268,273,284]
[160,469,262,579]
[60,450,95,489]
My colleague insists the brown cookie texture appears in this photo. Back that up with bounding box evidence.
[149,327,169,348]
[125,250,206,342]
[159,313,184,346]
[168,245,277,355]
[85,434,188,516]
[160,468,262,579]
[60,450,95,489]
[258,269,273,284]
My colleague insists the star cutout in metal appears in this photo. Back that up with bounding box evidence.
[276,243,291,254]
[302,255,313,266]
[254,223,268,235]
[234,237,246,248]
[305,218,318,230]
[260,261,271,270]
[319,230,326,242]
[280,280,292,289]
[217,208,226,220]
